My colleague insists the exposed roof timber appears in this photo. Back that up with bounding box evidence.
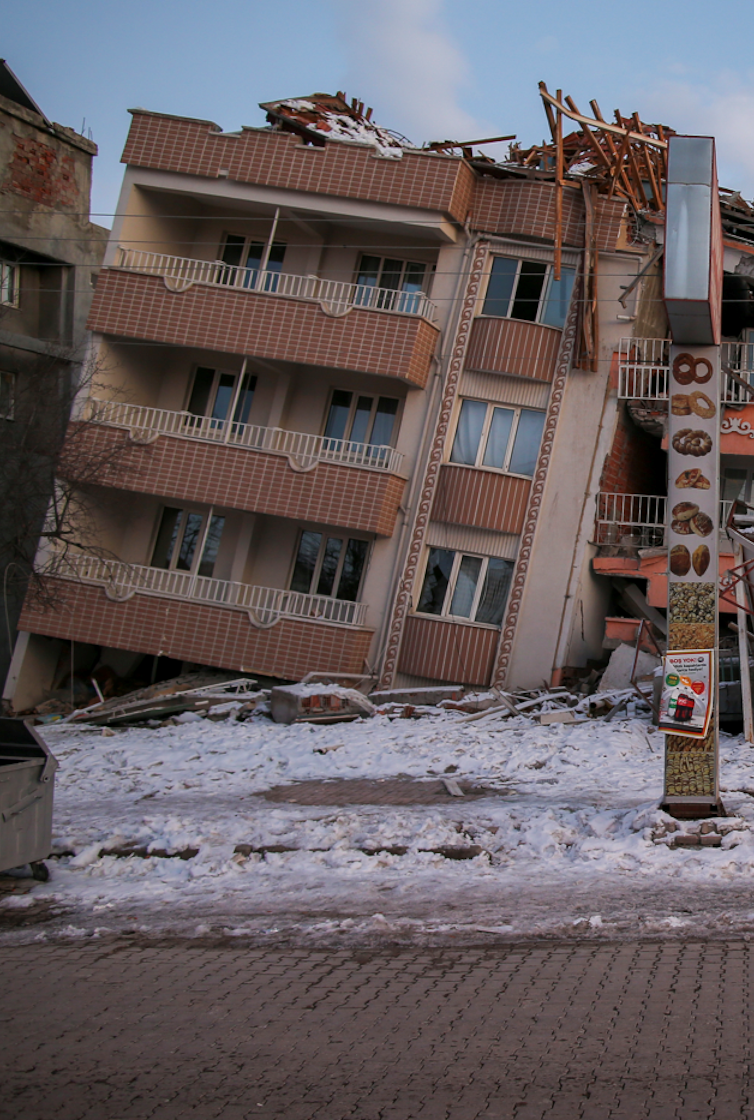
[539,84,668,150]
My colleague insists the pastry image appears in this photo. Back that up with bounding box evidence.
[689,390,715,419]
[672,519,692,535]
[670,544,691,576]
[690,511,714,537]
[673,354,695,385]
[671,394,691,415]
[672,501,699,522]
[692,544,710,576]
[675,468,710,489]
[672,429,712,456]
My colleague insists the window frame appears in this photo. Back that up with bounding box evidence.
[449,398,546,479]
[480,255,575,327]
[185,364,257,431]
[0,260,19,307]
[288,529,371,602]
[150,506,226,579]
[218,232,286,290]
[415,547,514,627]
[322,388,401,448]
[0,371,15,420]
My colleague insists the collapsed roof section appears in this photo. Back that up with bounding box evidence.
[260,92,411,160]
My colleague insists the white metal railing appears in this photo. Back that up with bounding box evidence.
[617,338,754,403]
[83,398,405,474]
[113,246,438,322]
[596,492,734,547]
[55,555,369,627]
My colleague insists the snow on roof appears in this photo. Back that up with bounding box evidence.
[260,93,412,160]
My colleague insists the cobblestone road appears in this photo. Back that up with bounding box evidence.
[2,938,753,1119]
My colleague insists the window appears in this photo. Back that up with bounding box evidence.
[186,366,257,432]
[290,531,369,601]
[482,256,575,328]
[151,508,225,578]
[354,255,428,313]
[323,390,399,448]
[0,372,15,420]
[450,400,546,477]
[417,548,513,626]
[219,234,286,291]
[1,261,18,306]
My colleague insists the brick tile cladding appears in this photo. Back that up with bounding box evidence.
[64,423,405,536]
[398,615,499,685]
[465,318,560,382]
[88,271,437,387]
[433,466,531,534]
[471,180,625,251]
[122,112,476,222]
[19,581,374,679]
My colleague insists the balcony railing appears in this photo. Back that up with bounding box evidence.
[54,554,369,628]
[83,398,405,475]
[617,338,754,404]
[113,246,438,322]
[595,492,734,547]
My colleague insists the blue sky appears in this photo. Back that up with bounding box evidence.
[6,0,754,227]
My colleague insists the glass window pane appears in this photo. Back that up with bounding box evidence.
[350,397,373,445]
[337,539,368,601]
[475,558,513,625]
[266,242,286,271]
[450,400,486,465]
[242,241,264,289]
[221,235,245,268]
[177,512,204,571]
[198,516,225,577]
[449,555,482,618]
[212,373,236,422]
[370,397,399,446]
[324,390,353,441]
[316,537,343,596]
[290,531,322,593]
[402,263,426,293]
[232,373,257,427]
[540,266,575,329]
[508,410,546,476]
[482,257,517,317]
[379,260,403,290]
[482,407,515,469]
[355,255,381,287]
[152,508,183,569]
[417,548,455,615]
[187,368,214,417]
[510,261,547,321]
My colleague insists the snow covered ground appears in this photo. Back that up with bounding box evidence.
[7,700,754,945]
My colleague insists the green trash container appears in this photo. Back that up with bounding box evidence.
[0,717,58,880]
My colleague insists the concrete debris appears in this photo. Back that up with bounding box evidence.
[600,643,660,692]
[60,673,263,727]
[270,683,375,726]
[369,686,464,707]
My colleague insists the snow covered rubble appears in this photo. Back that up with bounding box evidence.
[8,697,754,944]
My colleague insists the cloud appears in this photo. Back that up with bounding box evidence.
[327,0,481,144]
[638,74,754,198]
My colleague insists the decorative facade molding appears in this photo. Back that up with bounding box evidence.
[377,241,488,689]
[491,274,582,689]
[721,416,754,439]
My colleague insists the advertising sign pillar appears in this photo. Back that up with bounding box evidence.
[662,136,723,817]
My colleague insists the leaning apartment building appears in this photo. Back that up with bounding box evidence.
[7,92,754,709]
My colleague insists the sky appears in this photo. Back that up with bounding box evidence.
[5,0,754,229]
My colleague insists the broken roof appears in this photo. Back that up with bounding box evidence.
[260,92,412,160]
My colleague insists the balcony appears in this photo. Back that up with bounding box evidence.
[70,402,407,535]
[594,492,733,548]
[617,338,753,403]
[18,556,374,681]
[89,257,440,387]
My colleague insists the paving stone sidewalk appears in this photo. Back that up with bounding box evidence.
[2,938,753,1120]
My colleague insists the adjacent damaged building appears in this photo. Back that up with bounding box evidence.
[5,87,753,708]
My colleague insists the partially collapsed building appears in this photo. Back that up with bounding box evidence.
[6,87,754,708]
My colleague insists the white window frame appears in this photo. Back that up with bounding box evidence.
[0,261,18,307]
[151,505,225,578]
[480,255,575,326]
[0,371,15,420]
[289,529,371,601]
[322,388,401,446]
[449,398,546,478]
[354,254,430,294]
[415,548,513,627]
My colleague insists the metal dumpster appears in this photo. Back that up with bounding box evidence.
[0,718,58,879]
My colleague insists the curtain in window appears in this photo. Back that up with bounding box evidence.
[509,411,546,476]
[449,556,482,617]
[417,548,454,615]
[475,558,513,625]
[482,407,514,469]
[450,400,486,465]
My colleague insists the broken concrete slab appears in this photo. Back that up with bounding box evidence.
[369,686,464,707]
[270,684,375,725]
[599,642,660,692]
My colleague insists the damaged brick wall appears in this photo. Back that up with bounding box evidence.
[5,135,80,208]
[599,403,664,496]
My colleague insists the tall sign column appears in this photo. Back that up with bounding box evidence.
[662,136,724,817]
